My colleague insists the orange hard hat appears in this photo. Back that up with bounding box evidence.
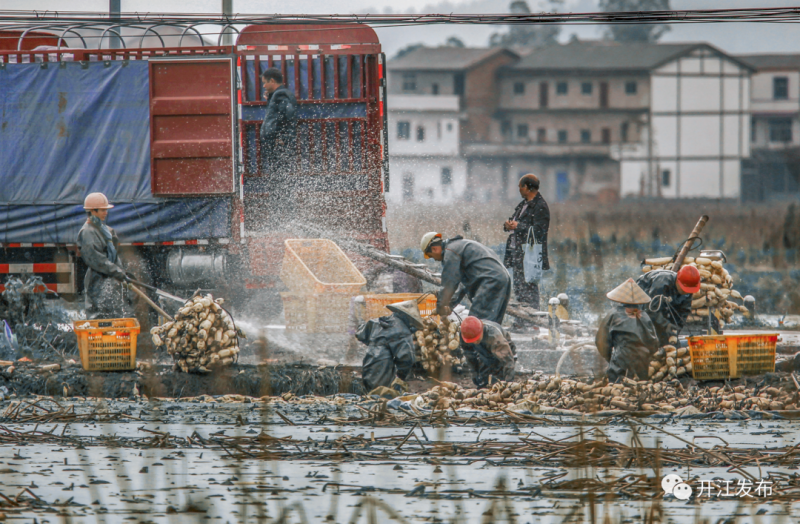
[677,265,701,294]
[83,192,114,210]
[460,316,484,344]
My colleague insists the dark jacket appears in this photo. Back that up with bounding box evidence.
[503,192,550,271]
[77,219,128,318]
[461,319,516,388]
[260,86,297,152]
[595,306,659,381]
[635,270,693,346]
[357,313,416,391]
[438,237,511,324]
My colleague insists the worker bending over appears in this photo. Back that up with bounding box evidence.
[596,279,659,382]
[635,265,699,346]
[420,233,511,324]
[357,300,424,393]
[460,316,516,388]
[77,193,132,319]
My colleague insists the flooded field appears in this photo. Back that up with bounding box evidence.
[2,399,800,523]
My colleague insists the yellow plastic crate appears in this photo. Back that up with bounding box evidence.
[280,292,354,333]
[689,333,777,380]
[363,293,438,320]
[72,318,140,371]
[279,239,366,295]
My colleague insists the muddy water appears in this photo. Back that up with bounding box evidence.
[2,401,800,522]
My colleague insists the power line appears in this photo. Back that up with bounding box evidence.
[1,7,800,27]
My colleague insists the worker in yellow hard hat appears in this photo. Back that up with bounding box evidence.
[77,193,132,319]
[420,232,511,324]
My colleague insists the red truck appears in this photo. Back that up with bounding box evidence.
[0,23,390,312]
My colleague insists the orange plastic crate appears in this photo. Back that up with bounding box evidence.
[72,318,140,371]
[363,293,438,320]
[689,333,777,380]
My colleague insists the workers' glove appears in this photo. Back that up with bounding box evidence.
[436,305,452,318]
[391,377,409,394]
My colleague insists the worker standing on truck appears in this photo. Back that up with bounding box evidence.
[595,279,659,382]
[357,300,424,394]
[77,193,132,319]
[459,316,516,388]
[635,265,700,346]
[421,233,511,324]
[260,67,298,175]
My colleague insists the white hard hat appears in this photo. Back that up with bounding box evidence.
[548,297,560,306]
[83,192,114,210]
[420,232,442,259]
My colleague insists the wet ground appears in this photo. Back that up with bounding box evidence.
[2,399,800,523]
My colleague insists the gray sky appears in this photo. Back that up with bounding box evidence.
[5,0,800,57]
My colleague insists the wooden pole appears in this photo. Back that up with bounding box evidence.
[127,284,174,321]
[673,215,709,270]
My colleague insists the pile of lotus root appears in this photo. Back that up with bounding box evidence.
[413,316,466,376]
[415,375,799,413]
[648,345,692,382]
[642,255,748,328]
[150,294,241,373]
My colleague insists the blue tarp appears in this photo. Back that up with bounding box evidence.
[0,61,230,243]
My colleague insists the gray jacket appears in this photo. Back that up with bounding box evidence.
[635,269,692,346]
[358,313,416,391]
[596,305,659,381]
[438,237,511,324]
[77,219,127,315]
[461,319,516,387]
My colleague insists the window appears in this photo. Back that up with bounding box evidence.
[517,124,529,139]
[501,121,512,139]
[441,167,452,186]
[774,77,789,100]
[621,122,629,142]
[416,125,426,142]
[402,73,416,92]
[769,118,793,142]
[537,128,546,143]
[432,83,439,95]
[601,128,611,144]
[454,73,465,96]
[446,122,453,132]
[513,82,525,95]
[556,81,568,95]
[662,169,671,187]
[437,121,442,140]
[751,117,757,142]
[539,82,549,108]
[580,129,591,143]
[397,121,410,140]
[557,130,567,143]
[402,173,414,201]
[581,82,593,95]
[625,81,637,94]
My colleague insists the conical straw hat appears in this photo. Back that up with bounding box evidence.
[606,278,651,305]
[386,300,425,330]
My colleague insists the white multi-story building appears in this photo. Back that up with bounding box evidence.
[386,47,518,204]
[736,54,800,200]
[386,94,466,203]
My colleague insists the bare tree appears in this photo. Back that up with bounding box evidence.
[600,0,672,42]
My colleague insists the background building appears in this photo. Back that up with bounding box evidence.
[738,54,800,201]
[387,40,755,203]
[386,47,517,204]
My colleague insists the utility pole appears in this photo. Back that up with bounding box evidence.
[221,0,234,46]
[109,0,121,49]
